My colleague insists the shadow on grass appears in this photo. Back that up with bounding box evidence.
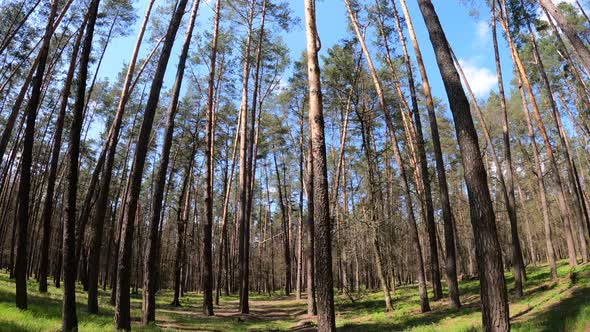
[512,286,590,332]
[0,320,30,332]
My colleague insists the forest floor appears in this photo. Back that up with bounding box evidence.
[0,261,589,331]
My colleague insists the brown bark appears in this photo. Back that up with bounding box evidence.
[537,0,590,74]
[38,17,86,294]
[526,18,589,263]
[63,0,100,328]
[273,149,291,296]
[450,48,526,296]
[497,4,578,267]
[14,0,58,311]
[344,0,430,313]
[416,1,509,330]
[397,0,460,308]
[141,0,198,322]
[114,0,189,328]
[203,0,221,317]
[304,0,336,329]
[237,0,256,314]
[354,98,393,311]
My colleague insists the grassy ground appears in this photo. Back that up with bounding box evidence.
[0,261,588,331]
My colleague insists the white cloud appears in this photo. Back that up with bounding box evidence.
[475,20,490,41]
[458,58,497,98]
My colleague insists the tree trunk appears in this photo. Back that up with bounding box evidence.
[38,16,86,294]
[203,0,221,315]
[14,0,58,311]
[63,0,100,328]
[536,0,590,74]
[142,0,198,322]
[397,0,460,308]
[451,47,526,297]
[172,164,193,307]
[416,1,509,330]
[304,0,336,329]
[304,143,317,315]
[114,1,189,328]
[237,0,256,314]
[526,18,589,263]
[497,4,578,268]
[344,0,430,313]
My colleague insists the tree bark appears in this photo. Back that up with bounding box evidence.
[416,1,509,330]
[397,0,460,308]
[63,0,100,328]
[344,0,430,313]
[114,0,189,328]
[237,0,256,314]
[142,0,198,322]
[14,0,59,311]
[304,0,336,329]
[537,0,590,74]
[451,47,526,296]
[497,3,578,268]
[38,16,86,294]
[202,0,220,317]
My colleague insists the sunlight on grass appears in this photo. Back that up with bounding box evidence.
[0,260,588,331]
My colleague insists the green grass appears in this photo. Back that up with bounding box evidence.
[0,261,589,331]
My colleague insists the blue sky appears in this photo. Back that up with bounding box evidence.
[98,0,515,111]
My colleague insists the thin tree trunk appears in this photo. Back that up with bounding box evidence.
[397,0,460,308]
[142,0,198,322]
[237,0,256,314]
[63,0,100,328]
[114,1,189,328]
[451,48,526,296]
[203,0,221,316]
[38,17,86,293]
[497,4,578,268]
[525,17,589,263]
[344,0,430,313]
[14,0,59,311]
[378,0,442,301]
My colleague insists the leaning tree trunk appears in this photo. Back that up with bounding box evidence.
[304,0,336,329]
[114,0,189,329]
[396,0,460,308]
[450,48,526,297]
[491,0,527,290]
[344,0,430,313]
[172,162,193,307]
[14,0,59,311]
[378,0,442,301]
[89,0,155,316]
[536,0,590,74]
[354,103,394,312]
[142,0,199,323]
[526,18,589,263]
[63,0,100,329]
[38,16,86,293]
[416,1,509,330]
[274,149,292,296]
[497,3,578,268]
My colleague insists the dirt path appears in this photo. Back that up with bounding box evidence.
[154,295,316,331]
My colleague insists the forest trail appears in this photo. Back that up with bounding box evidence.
[155,295,315,331]
[1,262,590,331]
